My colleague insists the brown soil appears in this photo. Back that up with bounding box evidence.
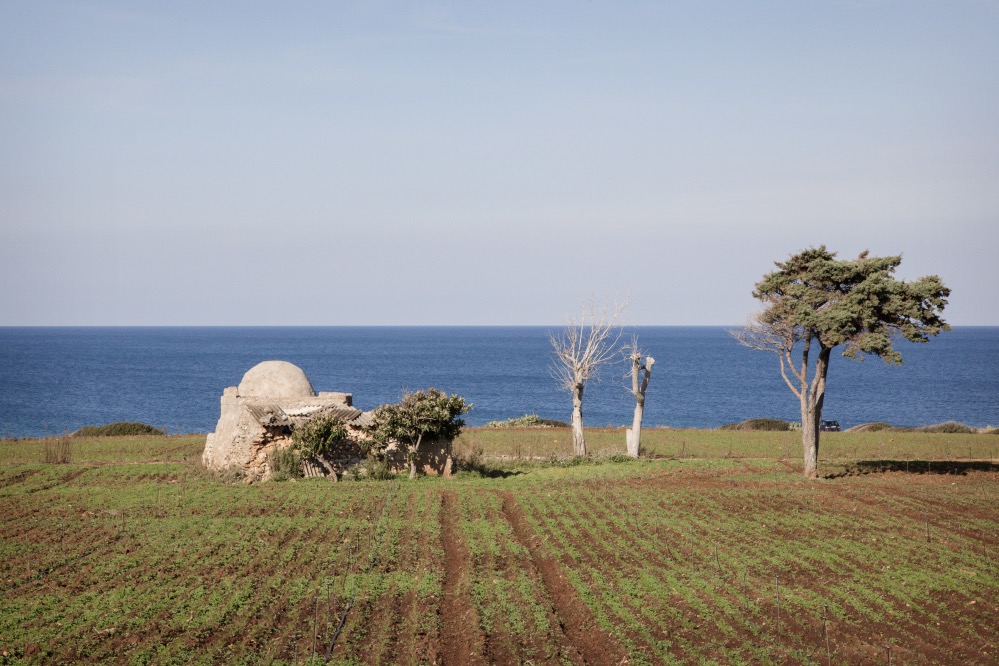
[505,468,999,665]
[439,489,486,665]
[4,463,996,665]
[500,490,628,666]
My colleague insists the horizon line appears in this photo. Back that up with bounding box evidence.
[2,323,996,329]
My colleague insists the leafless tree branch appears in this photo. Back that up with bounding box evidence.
[550,297,626,392]
[550,296,627,456]
[730,310,806,399]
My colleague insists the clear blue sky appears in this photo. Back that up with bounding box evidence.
[2,1,997,325]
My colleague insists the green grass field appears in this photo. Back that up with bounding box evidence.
[1,430,996,665]
[455,426,999,472]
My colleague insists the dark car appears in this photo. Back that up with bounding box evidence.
[820,420,841,432]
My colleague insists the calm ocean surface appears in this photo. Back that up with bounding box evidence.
[0,327,996,438]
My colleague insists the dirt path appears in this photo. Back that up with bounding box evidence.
[499,490,628,666]
[439,490,486,666]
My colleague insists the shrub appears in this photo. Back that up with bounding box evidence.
[918,421,975,434]
[454,446,488,476]
[545,454,597,468]
[369,388,471,478]
[848,422,894,433]
[292,414,348,458]
[364,453,394,480]
[746,418,792,431]
[720,418,791,432]
[339,454,394,481]
[269,447,302,481]
[213,467,247,484]
[339,462,362,481]
[74,422,165,437]
[483,414,570,428]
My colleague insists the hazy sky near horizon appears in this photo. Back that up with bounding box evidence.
[2,1,997,326]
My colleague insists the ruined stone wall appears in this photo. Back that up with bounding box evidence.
[297,437,452,479]
[203,388,270,474]
[382,439,452,476]
[203,361,452,481]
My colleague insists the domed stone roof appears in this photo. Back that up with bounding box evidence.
[237,361,316,400]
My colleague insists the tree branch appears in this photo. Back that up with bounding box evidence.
[551,296,626,393]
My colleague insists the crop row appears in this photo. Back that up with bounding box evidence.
[514,462,998,664]
[2,455,997,665]
[455,428,999,463]
[450,489,574,664]
[0,464,446,665]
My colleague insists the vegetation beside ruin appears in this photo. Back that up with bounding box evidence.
[291,414,350,459]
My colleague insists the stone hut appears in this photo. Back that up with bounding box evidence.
[204,360,457,480]
[202,360,372,480]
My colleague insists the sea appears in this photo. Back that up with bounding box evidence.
[0,327,996,439]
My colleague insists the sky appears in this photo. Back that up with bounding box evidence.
[1,1,997,326]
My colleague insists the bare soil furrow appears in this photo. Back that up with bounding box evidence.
[499,490,627,666]
[439,490,487,666]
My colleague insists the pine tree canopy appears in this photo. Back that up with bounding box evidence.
[753,246,950,364]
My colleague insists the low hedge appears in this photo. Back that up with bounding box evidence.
[720,418,793,432]
[917,421,976,434]
[74,422,165,437]
[483,414,570,428]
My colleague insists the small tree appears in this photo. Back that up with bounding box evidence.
[550,298,625,456]
[625,341,655,458]
[733,246,949,478]
[288,413,351,479]
[369,388,470,479]
[293,414,349,458]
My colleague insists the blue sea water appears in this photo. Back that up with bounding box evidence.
[0,327,996,438]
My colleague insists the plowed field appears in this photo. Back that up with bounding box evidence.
[1,436,997,665]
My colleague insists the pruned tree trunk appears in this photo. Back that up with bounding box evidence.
[571,382,586,456]
[626,407,643,459]
[626,353,654,458]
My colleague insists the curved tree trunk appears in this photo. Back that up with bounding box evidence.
[571,383,586,456]
[409,432,424,480]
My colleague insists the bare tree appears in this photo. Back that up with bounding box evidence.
[550,298,625,456]
[625,340,655,458]
[731,308,807,440]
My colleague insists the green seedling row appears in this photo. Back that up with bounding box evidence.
[1,431,997,665]
[510,460,998,664]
